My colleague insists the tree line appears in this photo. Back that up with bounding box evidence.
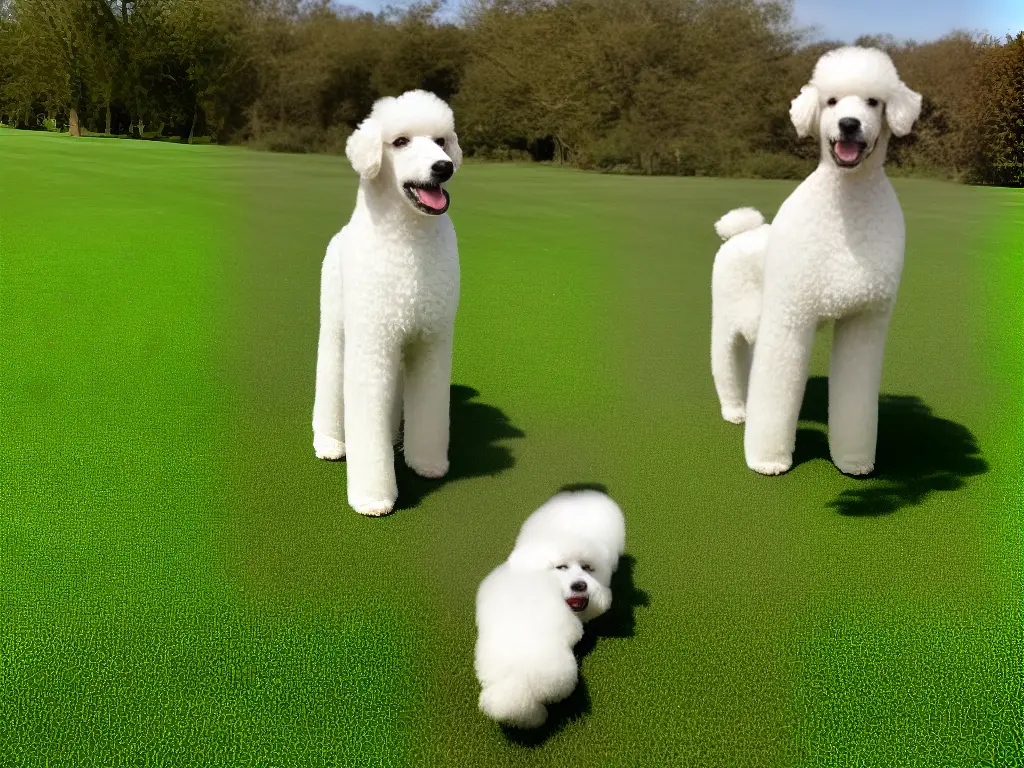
[1,0,1021,185]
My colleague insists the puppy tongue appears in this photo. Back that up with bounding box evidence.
[415,186,446,210]
[835,141,861,162]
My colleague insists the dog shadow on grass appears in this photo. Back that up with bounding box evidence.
[393,384,524,510]
[502,552,651,748]
[793,376,988,516]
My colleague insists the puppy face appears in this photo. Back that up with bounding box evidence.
[506,540,616,623]
[552,557,612,623]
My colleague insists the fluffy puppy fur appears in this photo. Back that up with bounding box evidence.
[312,90,463,516]
[475,490,626,728]
[710,46,922,476]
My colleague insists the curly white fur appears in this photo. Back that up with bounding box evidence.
[312,90,463,516]
[710,47,922,476]
[475,490,626,728]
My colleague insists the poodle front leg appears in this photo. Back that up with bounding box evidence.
[743,319,816,475]
[711,322,751,424]
[312,322,346,460]
[343,336,401,516]
[401,331,453,479]
[828,309,892,475]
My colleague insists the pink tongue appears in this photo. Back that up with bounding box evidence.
[416,186,446,210]
[836,141,861,162]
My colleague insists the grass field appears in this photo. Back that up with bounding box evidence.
[1,128,1022,768]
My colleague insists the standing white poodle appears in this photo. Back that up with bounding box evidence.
[710,46,922,476]
[475,490,626,729]
[312,90,463,516]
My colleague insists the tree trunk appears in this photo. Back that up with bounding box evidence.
[69,107,81,137]
[105,103,112,135]
[188,105,197,144]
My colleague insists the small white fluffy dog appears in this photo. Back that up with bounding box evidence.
[312,90,463,516]
[710,46,922,476]
[475,490,626,729]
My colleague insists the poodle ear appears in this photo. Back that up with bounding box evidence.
[446,131,463,170]
[789,85,820,139]
[885,81,922,138]
[345,117,383,180]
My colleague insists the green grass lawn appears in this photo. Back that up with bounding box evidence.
[1,128,1021,767]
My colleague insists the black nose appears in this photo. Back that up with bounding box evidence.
[570,581,587,593]
[838,117,861,135]
[431,160,454,182]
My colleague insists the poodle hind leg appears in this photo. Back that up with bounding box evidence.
[743,318,816,475]
[828,310,891,476]
[402,332,454,479]
[712,322,752,424]
[312,323,345,460]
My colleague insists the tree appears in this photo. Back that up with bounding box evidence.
[166,0,256,143]
[963,33,1024,186]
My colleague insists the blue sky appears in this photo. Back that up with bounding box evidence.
[343,0,1024,43]
[791,0,1023,43]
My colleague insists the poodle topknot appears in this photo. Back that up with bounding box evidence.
[312,90,463,516]
[711,46,921,477]
[475,490,626,729]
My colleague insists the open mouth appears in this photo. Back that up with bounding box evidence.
[403,183,449,215]
[566,595,589,613]
[830,139,868,168]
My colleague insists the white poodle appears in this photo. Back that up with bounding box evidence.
[474,490,626,729]
[710,46,922,476]
[312,90,463,516]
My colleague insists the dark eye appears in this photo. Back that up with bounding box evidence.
[867,98,879,108]
[582,564,593,572]
[434,137,445,147]
[392,137,409,148]
[555,564,567,570]
[826,98,837,107]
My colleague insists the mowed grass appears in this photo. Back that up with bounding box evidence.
[1,128,1021,767]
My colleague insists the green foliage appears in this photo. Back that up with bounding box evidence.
[0,0,1019,183]
[962,33,1024,187]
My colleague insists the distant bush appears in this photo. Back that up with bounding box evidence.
[961,33,1024,187]
[738,152,815,180]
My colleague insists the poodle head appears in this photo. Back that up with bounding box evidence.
[790,46,922,172]
[345,89,463,216]
[506,536,617,623]
[505,490,626,622]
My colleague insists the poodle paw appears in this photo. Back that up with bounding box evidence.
[721,405,746,424]
[748,458,792,476]
[405,455,449,479]
[351,498,396,517]
[836,459,874,476]
[479,690,547,729]
[314,433,345,460]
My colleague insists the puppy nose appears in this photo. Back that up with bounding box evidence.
[839,117,861,134]
[431,160,454,182]
[570,581,587,592]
